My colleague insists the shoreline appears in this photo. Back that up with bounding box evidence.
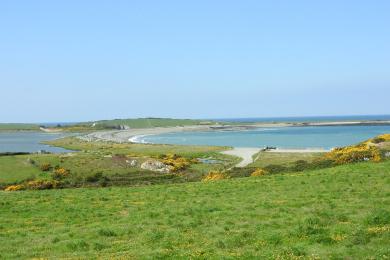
[77,120,390,144]
[77,124,333,154]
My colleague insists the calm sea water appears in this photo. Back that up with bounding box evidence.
[142,125,390,149]
[0,132,72,153]
[213,115,390,123]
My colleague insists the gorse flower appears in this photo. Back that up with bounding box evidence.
[323,143,382,164]
[160,154,191,172]
[251,168,269,177]
[4,184,24,191]
[202,171,229,181]
[53,167,69,179]
[26,180,59,190]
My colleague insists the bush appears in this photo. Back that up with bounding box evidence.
[85,172,104,182]
[4,184,25,191]
[160,154,191,172]
[376,134,390,141]
[26,180,60,190]
[202,171,229,182]
[263,164,287,174]
[251,168,269,177]
[40,163,52,172]
[53,168,69,180]
[310,159,335,169]
[371,137,386,144]
[292,160,310,172]
[323,144,382,164]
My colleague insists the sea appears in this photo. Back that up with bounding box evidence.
[0,132,72,153]
[141,115,390,149]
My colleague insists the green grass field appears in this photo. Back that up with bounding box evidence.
[1,160,389,258]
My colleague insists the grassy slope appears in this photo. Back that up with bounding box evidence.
[58,118,213,131]
[249,152,324,168]
[0,155,42,183]
[1,161,389,259]
[0,123,40,131]
[0,119,213,132]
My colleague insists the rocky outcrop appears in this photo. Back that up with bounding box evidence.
[126,159,138,167]
[140,159,170,173]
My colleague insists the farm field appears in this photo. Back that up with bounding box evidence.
[1,160,389,258]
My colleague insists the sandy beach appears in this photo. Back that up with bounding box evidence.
[78,119,390,144]
[78,125,218,143]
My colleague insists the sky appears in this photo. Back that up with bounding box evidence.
[1,0,389,123]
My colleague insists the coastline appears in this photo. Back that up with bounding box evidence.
[78,120,390,144]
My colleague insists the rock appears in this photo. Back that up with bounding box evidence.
[141,159,170,173]
[126,159,138,167]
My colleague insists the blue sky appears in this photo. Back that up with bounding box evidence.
[1,0,389,122]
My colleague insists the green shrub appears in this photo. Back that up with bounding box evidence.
[263,164,287,174]
[292,160,310,172]
[372,137,386,144]
[85,172,104,182]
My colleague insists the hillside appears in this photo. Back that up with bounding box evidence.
[1,161,389,259]
[58,118,214,132]
[0,123,40,131]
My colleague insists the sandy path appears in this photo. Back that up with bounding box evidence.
[221,148,262,167]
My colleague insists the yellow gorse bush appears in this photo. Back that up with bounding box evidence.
[365,133,390,144]
[323,143,382,164]
[26,180,59,190]
[251,168,269,177]
[377,133,390,141]
[160,154,191,172]
[4,184,25,191]
[202,171,229,182]
[4,181,60,191]
[54,167,69,178]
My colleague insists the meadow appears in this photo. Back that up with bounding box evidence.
[1,134,389,258]
[1,160,389,258]
[0,137,238,188]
